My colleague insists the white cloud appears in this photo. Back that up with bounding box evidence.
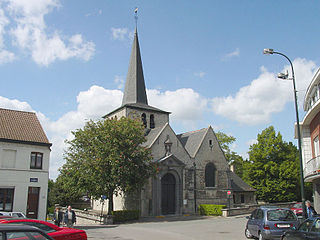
[283,58,317,107]
[246,139,257,146]
[222,48,240,60]
[212,58,317,125]
[0,8,15,64]
[0,49,15,63]
[148,88,208,122]
[2,0,95,66]
[111,27,133,41]
[0,96,33,111]
[194,71,206,78]
[114,75,125,89]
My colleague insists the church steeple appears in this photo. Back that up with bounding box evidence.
[122,28,148,106]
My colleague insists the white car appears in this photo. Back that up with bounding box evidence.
[0,211,26,218]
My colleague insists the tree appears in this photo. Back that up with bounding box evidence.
[243,126,302,202]
[61,117,155,214]
[215,131,245,177]
[47,177,83,209]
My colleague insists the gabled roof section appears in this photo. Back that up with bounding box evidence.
[156,154,186,166]
[122,28,148,106]
[230,171,256,192]
[142,123,168,147]
[0,108,51,147]
[177,127,209,157]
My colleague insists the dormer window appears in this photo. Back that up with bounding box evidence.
[141,113,147,128]
[150,114,155,129]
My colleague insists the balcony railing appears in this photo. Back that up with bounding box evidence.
[304,156,320,179]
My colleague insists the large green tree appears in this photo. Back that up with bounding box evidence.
[61,117,155,214]
[243,126,302,202]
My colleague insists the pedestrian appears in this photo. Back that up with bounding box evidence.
[305,200,317,219]
[53,206,63,227]
[64,205,76,228]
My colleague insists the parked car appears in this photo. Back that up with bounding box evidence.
[245,206,300,240]
[0,211,26,218]
[290,203,303,217]
[0,218,87,240]
[281,216,320,239]
[0,223,54,240]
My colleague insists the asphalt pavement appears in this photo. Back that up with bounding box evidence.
[76,215,249,240]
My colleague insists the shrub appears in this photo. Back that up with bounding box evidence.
[112,210,140,223]
[198,204,226,216]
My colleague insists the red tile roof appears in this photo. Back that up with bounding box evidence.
[0,108,51,146]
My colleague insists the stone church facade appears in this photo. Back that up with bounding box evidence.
[92,28,255,216]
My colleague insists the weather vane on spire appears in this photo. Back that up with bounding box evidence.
[134,7,138,28]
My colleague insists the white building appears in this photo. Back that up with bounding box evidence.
[297,68,320,212]
[0,108,51,220]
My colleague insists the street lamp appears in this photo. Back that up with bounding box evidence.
[263,49,306,218]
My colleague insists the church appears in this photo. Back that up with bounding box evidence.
[93,28,255,216]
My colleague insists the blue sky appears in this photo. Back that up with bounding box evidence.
[0,0,319,179]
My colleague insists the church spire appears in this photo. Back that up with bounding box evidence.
[121,28,148,106]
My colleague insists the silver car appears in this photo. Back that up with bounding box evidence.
[0,211,26,218]
[245,206,300,240]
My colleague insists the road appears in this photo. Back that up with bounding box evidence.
[77,215,249,240]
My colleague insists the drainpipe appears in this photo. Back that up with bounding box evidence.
[193,162,197,213]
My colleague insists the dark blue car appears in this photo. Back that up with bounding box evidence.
[245,206,300,240]
[281,216,320,239]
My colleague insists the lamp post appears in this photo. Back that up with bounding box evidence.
[263,48,306,218]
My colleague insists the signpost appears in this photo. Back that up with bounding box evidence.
[227,190,232,209]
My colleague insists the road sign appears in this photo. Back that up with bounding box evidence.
[227,190,232,196]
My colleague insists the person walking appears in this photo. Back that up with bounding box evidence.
[53,206,63,227]
[64,205,76,228]
[305,200,317,219]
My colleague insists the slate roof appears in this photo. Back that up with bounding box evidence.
[177,128,208,157]
[142,124,167,147]
[230,171,256,192]
[122,28,148,106]
[0,108,51,146]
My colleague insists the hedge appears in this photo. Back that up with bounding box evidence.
[198,204,226,216]
[112,210,140,223]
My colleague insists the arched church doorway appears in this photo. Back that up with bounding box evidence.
[161,173,176,215]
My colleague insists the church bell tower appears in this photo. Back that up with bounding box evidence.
[104,27,170,130]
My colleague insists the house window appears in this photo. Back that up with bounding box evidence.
[205,163,216,187]
[241,194,245,203]
[314,136,319,157]
[150,114,155,129]
[141,113,147,128]
[0,188,14,211]
[30,152,43,169]
[1,149,16,168]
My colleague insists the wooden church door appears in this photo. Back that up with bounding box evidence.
[161,173,176,215]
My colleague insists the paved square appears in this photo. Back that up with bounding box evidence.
[77,216,249,240]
